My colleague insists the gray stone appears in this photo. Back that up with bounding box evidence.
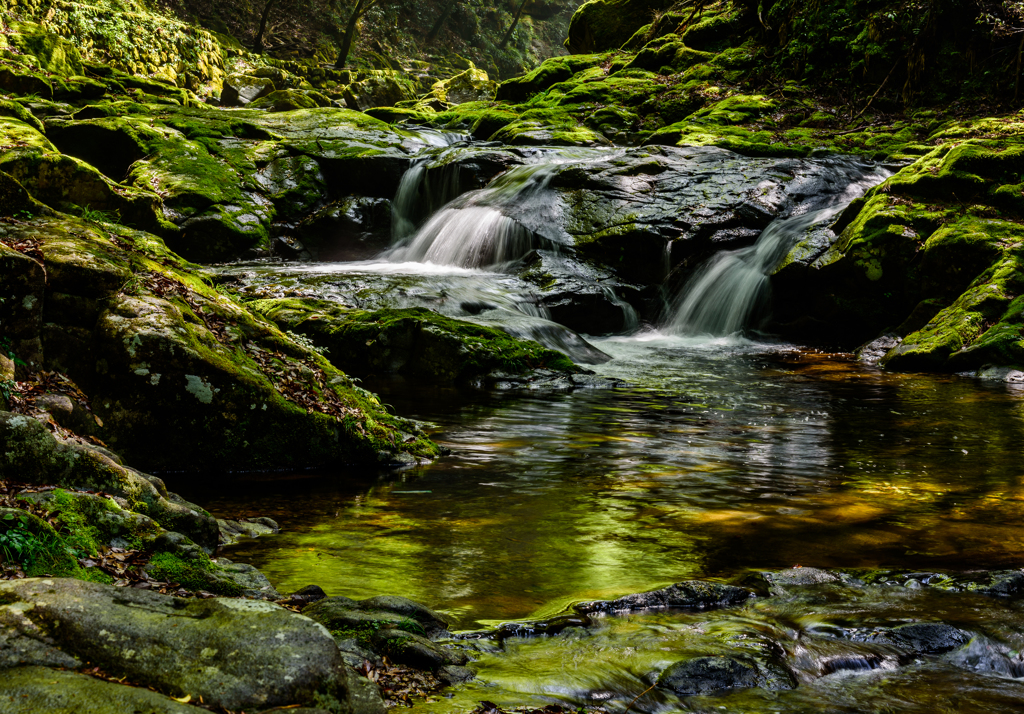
[220,74,275,106]
[0,578,378,713]
[0,666,202,713]
[303,594,449,640]
[370,628,467,670]
[658,656,758,696]
[217,516,280,547]
[438,664,475,685]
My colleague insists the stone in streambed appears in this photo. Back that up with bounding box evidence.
[0,578,383,713]
[371,628,469,670]
[303,594,450,639]
[0,666,202,714]
[575,580,752,613]
[854,622,971,655]
[658,655,758,696]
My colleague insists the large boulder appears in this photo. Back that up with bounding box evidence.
[220,73,275,106]
[0,667,201,714]
[771,137,1024,374]
[0,211,438,472]
[565,0,676,54]
[0,578,385,713]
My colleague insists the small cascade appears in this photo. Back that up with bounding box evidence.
[668,208,837,336]
[668,161,890,337]
[390,158,464,244]
[388,163,559,269]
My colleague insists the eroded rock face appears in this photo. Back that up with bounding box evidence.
[0,578,380,713]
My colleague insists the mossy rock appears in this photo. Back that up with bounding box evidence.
[496,53,612,102]
[249,299,580,384]
[0,578,376,712]
[1,212,437,471]
[566,0,676,54]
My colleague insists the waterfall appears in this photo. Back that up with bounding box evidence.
[668,209,836,336]
[388,163,558,269]
[390,159,463,245]
[668,161,890,337]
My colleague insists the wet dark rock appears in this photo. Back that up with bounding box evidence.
[575,580,753,613]
[371,628,469,670]
[855,622,971,655]
[758,567,858,594]
[657,655,758,696]
[512,249,641,335]
[438,664,476,685]
[303,594,449,639]
[288,584,329,606]
[947,635,1024,678]
[298,196,393,261]
[856,333,903,366]
[492,614,592,640]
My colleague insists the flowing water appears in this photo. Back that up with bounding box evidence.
[193,146,1024,712]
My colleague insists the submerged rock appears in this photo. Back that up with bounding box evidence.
[854,622,972,655]
[657,655,758,696]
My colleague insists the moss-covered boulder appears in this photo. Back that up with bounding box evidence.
[220,73,274,106]
[0,578,385,713]
[250,299,581,384]
[0,667,202,714]
[771,131,1024,373]
[0,211,437,471]
[565,0,676,54]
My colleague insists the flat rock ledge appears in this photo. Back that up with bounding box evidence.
[0,578,385,714]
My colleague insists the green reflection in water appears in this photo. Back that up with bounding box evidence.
[189,341,1024,636]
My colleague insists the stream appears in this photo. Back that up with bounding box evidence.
[186,139,1024,712]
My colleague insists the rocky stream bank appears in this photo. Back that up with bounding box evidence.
[3,0,1024,712]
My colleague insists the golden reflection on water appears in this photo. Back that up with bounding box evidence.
[198,347,1024,629]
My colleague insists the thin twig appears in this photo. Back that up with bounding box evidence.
[623,683,658,714]
[852,56,901,123]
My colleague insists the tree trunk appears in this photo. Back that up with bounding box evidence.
[254,0,276,54]
[336,0,378,68]
[500,0,529,49]
[427,0,459,45]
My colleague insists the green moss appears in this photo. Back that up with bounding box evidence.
[0,504,111,583]
[146,551,244,596]
[250,299,580,384]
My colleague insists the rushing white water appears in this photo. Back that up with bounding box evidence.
[668,162,891,337]
[388,163,558,269]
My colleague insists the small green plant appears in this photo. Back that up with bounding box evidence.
[286,329,329,356]
[72,204,121,225]
[0,379,14,402]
